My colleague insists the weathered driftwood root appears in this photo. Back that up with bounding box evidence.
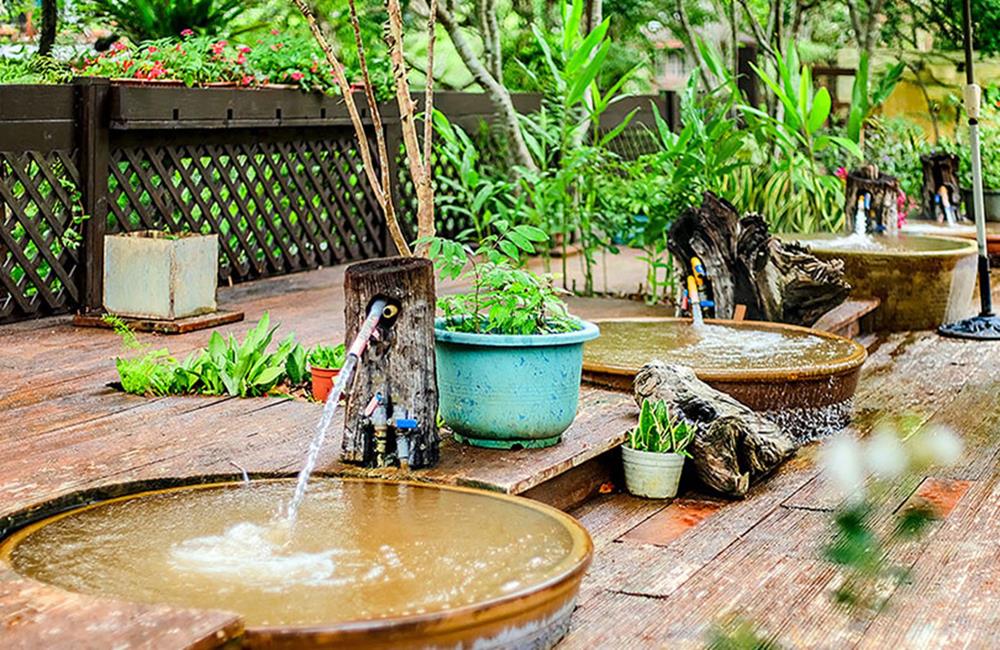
[633,361,796,498]
[668,192,850,326]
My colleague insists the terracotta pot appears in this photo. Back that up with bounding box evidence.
[310,366,340,402]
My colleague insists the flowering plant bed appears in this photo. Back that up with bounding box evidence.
[75,30,389,96]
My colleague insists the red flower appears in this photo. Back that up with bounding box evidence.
[240,74,254,86]
[290,71,304,81]
[110,41,127,53]
[271,29,280,35]
[180,28,194,37]
[236,53,247,65]
[238,45,251,53]
[147,46,158,53]
[835,166,848,181]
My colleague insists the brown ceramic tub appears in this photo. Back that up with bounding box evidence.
[582,317,867,439]
[1,477,593,650]
[787,233,978,332]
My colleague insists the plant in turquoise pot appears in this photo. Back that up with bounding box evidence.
[420,222,600,449]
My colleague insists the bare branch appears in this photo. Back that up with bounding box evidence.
[424,0,438,174]
[290,0,412,256]
[386,0,436,245]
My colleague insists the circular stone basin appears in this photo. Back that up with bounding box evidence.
[785,232,978,331]
[1,478,592,649]
[902,220,1000,256]
[582,318,867,439]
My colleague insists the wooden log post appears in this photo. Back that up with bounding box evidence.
[667,193,850,325]
[342,257,439,468]
[844,164,900,233]
[920,152,962,222]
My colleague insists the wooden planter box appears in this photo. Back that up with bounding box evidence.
[103,231,218,320]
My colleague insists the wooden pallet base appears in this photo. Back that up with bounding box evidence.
[72,309,244,334]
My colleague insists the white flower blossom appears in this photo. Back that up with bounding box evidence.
[909,425,964,470]
[865,426,908,480]
[820,434,866,502]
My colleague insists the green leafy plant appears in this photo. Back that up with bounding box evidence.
[107,312,297,398]
[76,32,357,94]
[420,206,577,335]
[285,342,308,384]
[512,0,640,294]
[308,343,346,370]
[196,312,294,397]
[626,399,695,455]
[945,101,1000,190]
[85,0,242,41]
[820,419,963,614]
[438,262,579,335]
[0,54,72,84]
[103,314,184,396]
[846,54,905,149]
[432,111,520,245]
[725,45,861,233]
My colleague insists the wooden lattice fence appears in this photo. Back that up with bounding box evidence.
[0,82,675,324]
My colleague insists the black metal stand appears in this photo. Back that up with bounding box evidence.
[937,0,1000,341]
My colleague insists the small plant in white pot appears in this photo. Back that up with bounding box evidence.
[622,399,695,499]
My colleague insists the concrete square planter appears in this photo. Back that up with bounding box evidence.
[103,231,219,320]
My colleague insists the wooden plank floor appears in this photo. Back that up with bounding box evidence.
[1,257,998,647]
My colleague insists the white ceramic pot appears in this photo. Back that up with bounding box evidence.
[621,445,685,499]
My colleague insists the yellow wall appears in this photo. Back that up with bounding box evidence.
[835,48,1000,143]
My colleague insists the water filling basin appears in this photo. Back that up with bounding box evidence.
[582,318,867,439]
[0,478,592,649]
[784,232,978,331]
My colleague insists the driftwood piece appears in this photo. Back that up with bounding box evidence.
[668,193,850,325]
[633,361,796,498]
[921,152,963,222]
[844,164,900,233]
[342,257,439,468]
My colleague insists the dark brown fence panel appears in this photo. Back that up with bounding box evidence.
[0,86,83,324]
[106,127,388,285]
[0,84,678,324]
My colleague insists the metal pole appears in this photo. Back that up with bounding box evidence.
[963,0,993,316]
[938,0,1000,338]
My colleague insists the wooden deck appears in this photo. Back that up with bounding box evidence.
[1,260,999,648]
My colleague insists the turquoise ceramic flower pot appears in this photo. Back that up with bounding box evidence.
[434,319,601,449]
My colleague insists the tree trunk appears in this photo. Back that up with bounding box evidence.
[634,362,797,498]
[920,152,962,222]
[38,0,57,56]
[342,257,439,468]
[667,192,850,325]
[844,164,901,233]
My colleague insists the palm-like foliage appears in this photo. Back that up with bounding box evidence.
[87,0,242,41]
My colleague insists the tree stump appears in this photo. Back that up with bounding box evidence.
[342,257,439,468]
[633,361,796,498]
[844,164,900,233]
[667,193,850,325]
[920,152,963,222]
